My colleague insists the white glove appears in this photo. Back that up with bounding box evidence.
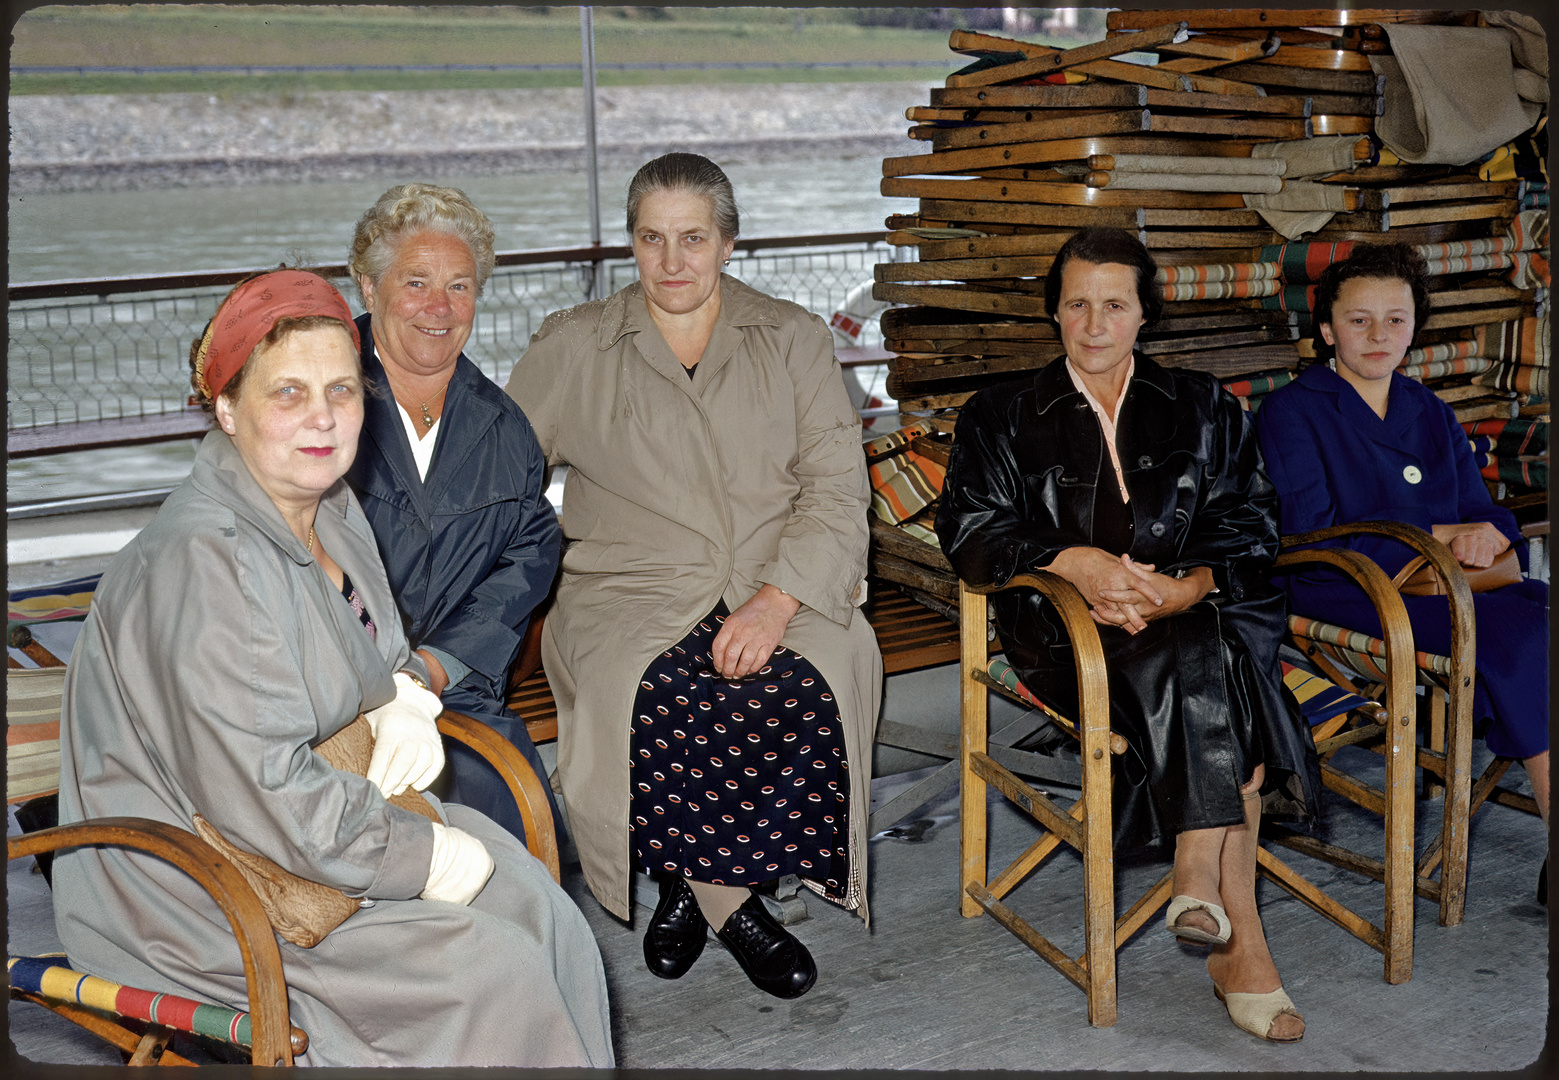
[421,822,494,905]
[364,672,444,798]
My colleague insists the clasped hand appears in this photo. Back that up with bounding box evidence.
[1046,548,1213,635]
[1431,521,1511,569]
[708,584,803,680]
[364,672,445,798]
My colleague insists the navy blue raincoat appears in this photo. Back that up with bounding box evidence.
[346,313,563,842]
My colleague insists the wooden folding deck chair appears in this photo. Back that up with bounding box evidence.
[1269,521,1540,929]
[8,710,560,1066]
[957,548,1420,1025]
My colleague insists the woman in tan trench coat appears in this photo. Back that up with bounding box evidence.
[507,153,882,1000]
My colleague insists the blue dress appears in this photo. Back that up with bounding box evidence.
[1256,364,1548,760]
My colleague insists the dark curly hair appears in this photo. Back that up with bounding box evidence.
[1044,226,1162,328]
[1309,243,1431,361]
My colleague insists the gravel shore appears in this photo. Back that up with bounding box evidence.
[9,82,933,192]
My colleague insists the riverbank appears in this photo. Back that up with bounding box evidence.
[8,82,929,193]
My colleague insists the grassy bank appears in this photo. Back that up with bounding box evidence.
[10,5,1063,96]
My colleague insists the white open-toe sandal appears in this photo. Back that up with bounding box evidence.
[1214,984,1305,1042]
[1165,894,1231,946]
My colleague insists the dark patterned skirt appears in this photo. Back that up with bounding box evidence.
[629,604,850,902]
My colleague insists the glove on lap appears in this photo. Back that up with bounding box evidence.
[421,822,495,905]
[364,671,444,797]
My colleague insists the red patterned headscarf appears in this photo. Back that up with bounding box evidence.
[194,270,360,401]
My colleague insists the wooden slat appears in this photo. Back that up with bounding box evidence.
[910,232,1074,260]
[925,109,1151,152]
[1311,115,1376,136]
[1254,46,1376,71]
[875,255,1055,282]
[945,21,1189,88]
[1215,61,1384,95]
[884,175,1252,210]
[872,281,1049,319]
[886,132,1258,177]
[917,197,1144,230]
[1156,32,1277,63]
[1385,180,1518,204]
[930,83,1150,110]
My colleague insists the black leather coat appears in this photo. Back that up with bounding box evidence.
[935,355,1317,847]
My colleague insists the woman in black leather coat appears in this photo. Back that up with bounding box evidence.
[936,227,1319,1043]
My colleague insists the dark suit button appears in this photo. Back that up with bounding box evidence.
[1138,455,1152,467]
[1149,522,1166,537]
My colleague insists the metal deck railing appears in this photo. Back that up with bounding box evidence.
[7,232,894,434]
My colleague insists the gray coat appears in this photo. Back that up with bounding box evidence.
[53,431,613,1067]
[507,276,883,922]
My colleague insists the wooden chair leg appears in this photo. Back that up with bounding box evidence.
[1423,689,1446,801]
[1435,671,1474,928]
[959,583,990,919]
[1076,625,1116,1027]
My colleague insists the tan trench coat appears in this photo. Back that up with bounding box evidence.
[507,276,883,922]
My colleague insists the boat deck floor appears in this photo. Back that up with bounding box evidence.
[8,734,1550,1073]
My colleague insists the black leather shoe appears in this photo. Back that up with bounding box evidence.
[643,874,708,979]
[716,894,817,999]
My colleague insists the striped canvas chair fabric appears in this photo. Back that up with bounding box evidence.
[1289,614,1454,682]
[8,955,263,1053]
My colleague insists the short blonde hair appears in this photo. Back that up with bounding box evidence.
[348,183,497,302]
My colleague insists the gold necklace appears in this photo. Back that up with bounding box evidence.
[416,384,449,430]
[306,526,316,554]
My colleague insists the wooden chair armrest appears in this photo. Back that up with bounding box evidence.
[8,817,297,1066]
[960,572,1113,766]
[1278,521,1473,682]
[436,712,561,883]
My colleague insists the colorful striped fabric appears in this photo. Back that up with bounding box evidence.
[1462,415,1549,457]
[1157,263,1280,284]
[1480,456,1548,489]
[1280,661,1376,728]
[987,657,1047,711]
[1478,311,1550,369]
[1221,371,1294,399]
[1257,241,1355,287]
[8,574,102,625]
[1259,285,1319,316]
[1259,212,1549,289]
[1399,356,1492,382]
[1161,279,1280,302]
[7,667,65,803]
[1405,339,1481,365]
[1477,365,1549,396]
[869,448,946,525]
[1289,615,1452,679]
[8,955,253,1049]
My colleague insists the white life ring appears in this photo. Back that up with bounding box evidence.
[829,280,891,348]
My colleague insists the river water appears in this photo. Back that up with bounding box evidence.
[8,154,910,504]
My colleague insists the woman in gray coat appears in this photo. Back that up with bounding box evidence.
[508,154,883,1001]
[52,270,613,1067]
